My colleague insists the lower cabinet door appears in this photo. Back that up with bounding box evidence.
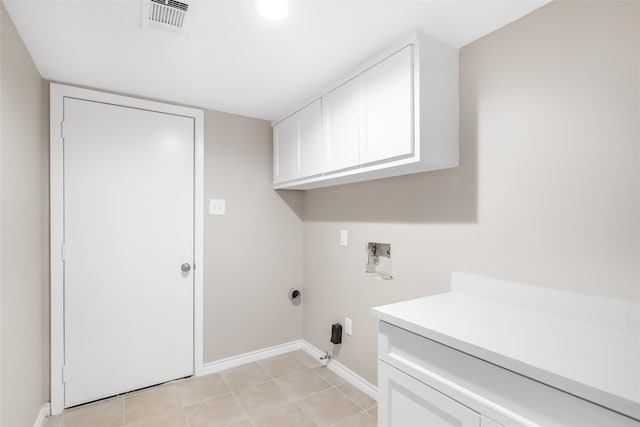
[481,415,504,427]
[378,361,481,427]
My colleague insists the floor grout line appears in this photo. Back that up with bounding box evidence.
[293,399,321,427]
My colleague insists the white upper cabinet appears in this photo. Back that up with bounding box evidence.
[273,114,299,184]
[323,78,360,173]
[298,100,323,177]
[359,45,414,165]
[273,99,322,184]
[272,30,458,190]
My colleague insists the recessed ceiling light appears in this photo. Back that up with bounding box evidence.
[257,0,288,20]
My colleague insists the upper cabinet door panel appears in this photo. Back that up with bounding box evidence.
[298,99,323,177]
[323,78,360,173]
[273,99,322,184]
[360,45,414,165]
[273,117,299,184]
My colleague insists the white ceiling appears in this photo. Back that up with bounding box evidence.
[4,0,549,121]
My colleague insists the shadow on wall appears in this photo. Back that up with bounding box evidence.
[276,189,305,220]
[302,108,478,224]
[276,129,478,223]
[303,163,477,224]
[274,59,480,224]
[41,79,51,403]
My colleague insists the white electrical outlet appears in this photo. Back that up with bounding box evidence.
[340,230,348,246]
[345,317,353,336]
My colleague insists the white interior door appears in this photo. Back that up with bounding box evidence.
[63,98,195,407]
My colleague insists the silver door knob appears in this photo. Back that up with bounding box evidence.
[181,263,192,273]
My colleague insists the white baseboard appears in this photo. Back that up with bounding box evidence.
[201,340,305,375]
[301,341,378,400]
[33,403,51,427]
[200,339,377,401]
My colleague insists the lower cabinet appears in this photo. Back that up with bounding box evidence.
[377,321,638,427]
[482,415,505,427]
[378,361,482,427]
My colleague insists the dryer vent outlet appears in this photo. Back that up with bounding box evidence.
[142,0,190,33]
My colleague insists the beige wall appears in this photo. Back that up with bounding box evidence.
[203,110,304,363]
[302,0,640,386]
[1,3,48,425]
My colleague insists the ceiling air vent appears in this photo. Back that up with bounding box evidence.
[141,0,191,33]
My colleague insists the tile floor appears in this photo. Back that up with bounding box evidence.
[43,350,377,427]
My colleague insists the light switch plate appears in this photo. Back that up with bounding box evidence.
[209,199,226,215]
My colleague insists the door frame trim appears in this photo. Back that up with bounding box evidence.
[49,83,205,415]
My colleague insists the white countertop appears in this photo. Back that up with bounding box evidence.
[372,273,640,421]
